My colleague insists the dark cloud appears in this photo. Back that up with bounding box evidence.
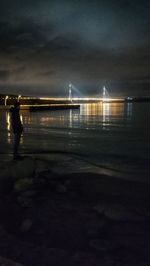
[0,70,10,80]
[0,20,48,51]
[0,0,150,96]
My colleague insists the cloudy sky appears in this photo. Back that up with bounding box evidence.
[0,0,150,97]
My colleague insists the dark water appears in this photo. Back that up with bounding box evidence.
[1,102,150,178]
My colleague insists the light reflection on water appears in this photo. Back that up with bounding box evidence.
[4,102,128,132]
[80,102,125,117]
[79,103,128,130]
[1,102,150,175]
[1,103,129,152]
[0,102,135,146]
[6,112,11,144]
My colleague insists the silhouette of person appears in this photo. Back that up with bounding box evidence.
[10,101,23,159]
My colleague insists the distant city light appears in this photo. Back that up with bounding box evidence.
[127,97,133,100]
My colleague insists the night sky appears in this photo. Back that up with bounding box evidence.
[0,0,150,97]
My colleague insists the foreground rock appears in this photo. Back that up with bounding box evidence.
[0,256,23,266]
[0,156,150,266]
[0,157,36,180]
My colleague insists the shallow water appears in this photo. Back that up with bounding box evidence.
[1,102,150,179]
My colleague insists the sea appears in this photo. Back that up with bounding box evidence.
[0,102,150,182]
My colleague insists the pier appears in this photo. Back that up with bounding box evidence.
[29,104,80,111]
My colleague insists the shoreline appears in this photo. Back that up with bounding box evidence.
[1,98,150,112]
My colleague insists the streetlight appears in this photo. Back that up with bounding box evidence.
[5,96,8,106]
[18,95,21,101]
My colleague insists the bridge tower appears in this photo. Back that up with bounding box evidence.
[69,83,72,102]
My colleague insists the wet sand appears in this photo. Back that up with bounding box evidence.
[0,155,150,265]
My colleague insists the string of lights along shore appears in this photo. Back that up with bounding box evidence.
[0,84,132,107]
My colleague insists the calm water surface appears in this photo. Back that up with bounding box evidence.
[1,102,150,176]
